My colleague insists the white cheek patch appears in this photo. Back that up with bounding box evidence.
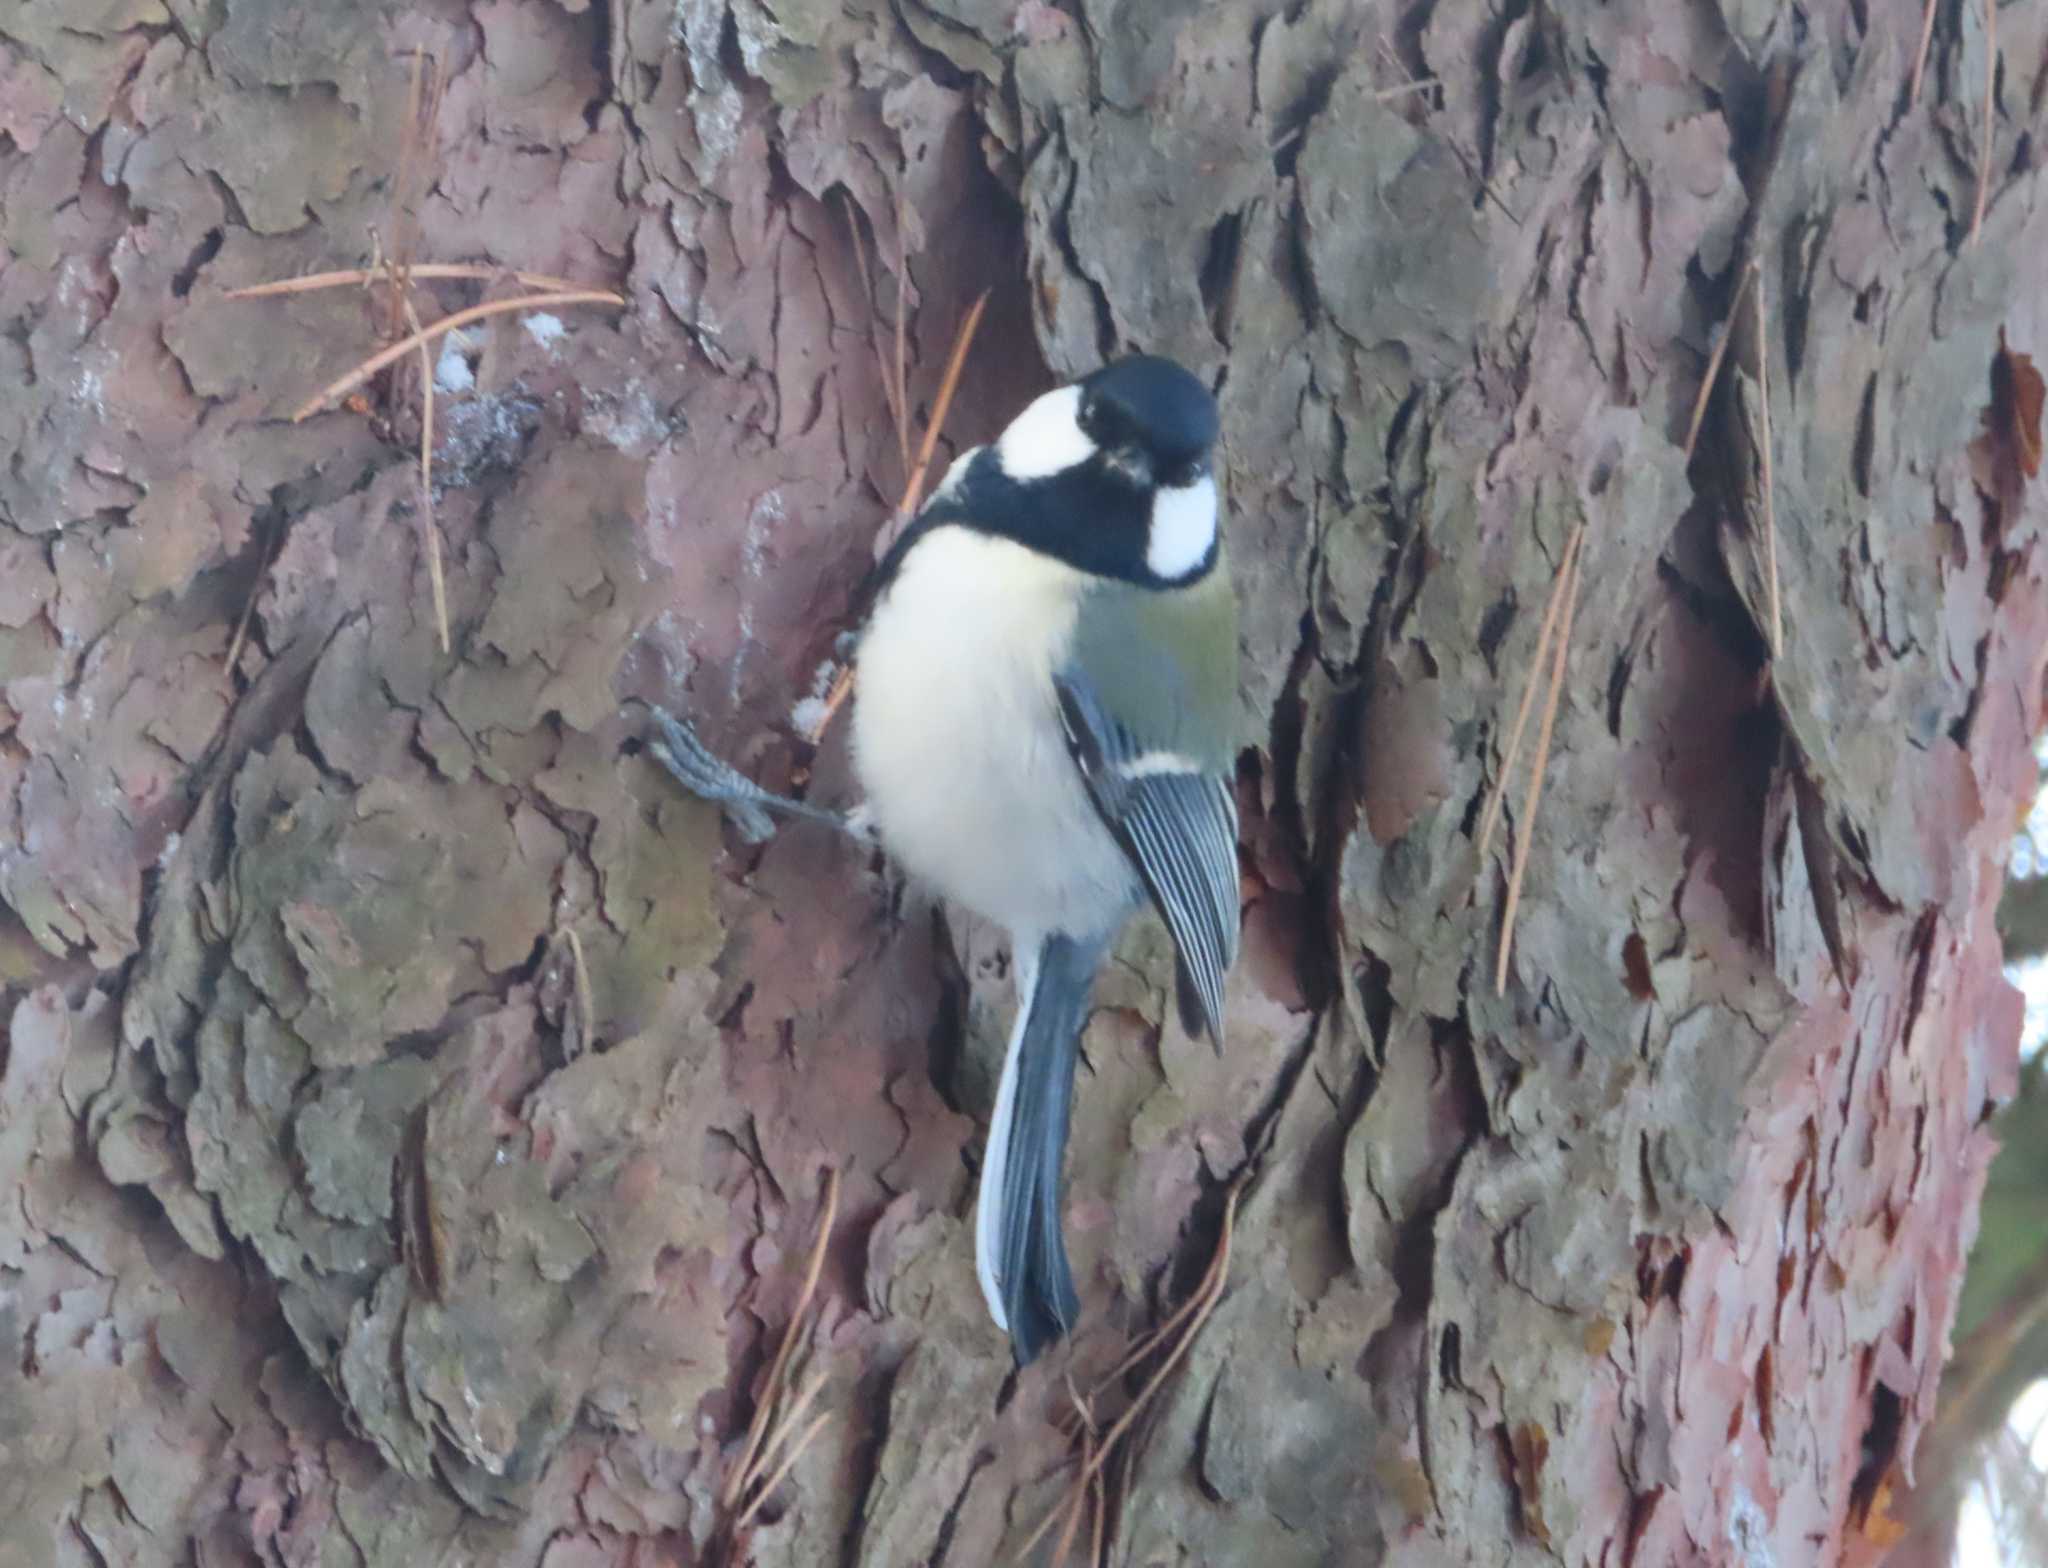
[1146,474,1218,580]
[995,385,1096,480]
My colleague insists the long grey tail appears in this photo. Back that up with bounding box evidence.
[974,931,1108,1365]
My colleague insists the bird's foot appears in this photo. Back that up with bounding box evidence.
[644,704,857,843]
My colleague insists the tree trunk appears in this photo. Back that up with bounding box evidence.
[3,1,2042,1565]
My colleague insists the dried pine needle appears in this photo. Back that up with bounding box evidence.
[801,664,856,745]
[1014,1183,1242,1566]
[733,1409,833,1530]
[1969,0,1996,246]
[1476,524,1585,863]
[1048,1425,1097,1567]
[1681,264,1757,461]
[224,263,608,300]
[1908,0,1939,106]
[399,288,450,652]
[223,512,283,674]
[564,925,595,1047]
[1087,1224,1229,1393]
[1494,534,1583,994]
[222,49,623,671]
[749,1366,830,1486]
[900,291,989,520]
[723,1168,841,1512]
[894,193,911,486]
[1370,75,1439,102]
[290,289,626,422]
[801,290,989,744]
[843,195,910,476]
[1752,263,1782,659]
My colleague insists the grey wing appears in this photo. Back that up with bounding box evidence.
[1052,675,1240,1042]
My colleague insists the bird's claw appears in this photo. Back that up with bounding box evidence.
[646,706,779,844]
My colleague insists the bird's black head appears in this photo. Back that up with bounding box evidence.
[892,354,1224,590]
[1076,356,1220,490]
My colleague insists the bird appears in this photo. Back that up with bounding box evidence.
[648,354,1242,1364]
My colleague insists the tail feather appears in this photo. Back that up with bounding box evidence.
[974,932,1107,1364]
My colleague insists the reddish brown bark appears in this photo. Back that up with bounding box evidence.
[2,1,2044,1565]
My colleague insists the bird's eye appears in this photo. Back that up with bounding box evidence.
[1162,458,1206,489]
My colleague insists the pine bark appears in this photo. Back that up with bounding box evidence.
[2,2,2043,1565]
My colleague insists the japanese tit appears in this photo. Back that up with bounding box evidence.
[651,355,1241,1364]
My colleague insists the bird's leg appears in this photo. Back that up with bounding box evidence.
[644,704,865,845]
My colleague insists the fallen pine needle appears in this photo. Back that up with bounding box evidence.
[894,195,911,487]
[843,195,910,477]
[399,288,450,652]
[1681,265,1757,460]
[1087,1233,1228,1393]
[1370,76,1439,102]
[1969,0,1996,245]
[1089,1464,1106,1568]
[1494,533,1583,994]
[899,290,989,520]
[724,1168,841,1511]
[223,512,284,674]
[1049,1424,1097,1567]
[1054,1384,1108,1567]
[1752,262,1782,658]
[752,1366,830,1478]
[801,290,989,744]
[1015,1183,1241,1565]
[1115,1181,1237,1420]
[1908,0,1939,106]
[224,263,608,300]
[801,664,856,745]
[381,51,451,652]
[1108,1449,1144,1566]
[290,289,626,422]
[733,1410,833,1531]
[1270,76,1438,154]
[1088,1181,1238,1409]
[564,924,594,1046]
[386,48,434,341]
[1476,523,1585,862]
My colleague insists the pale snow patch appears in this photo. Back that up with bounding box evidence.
[789,696,830,736]
[522,312,565,351]
[789,658,840,736]
[672,0,741,172]
[2007,735,2048,1061]
[2012,956,2048,1062]
[433,337,475,394]
[1726,1486,1772,1568]
[584,381,664,453]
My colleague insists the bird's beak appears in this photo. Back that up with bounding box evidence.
[1106,445,1154,488]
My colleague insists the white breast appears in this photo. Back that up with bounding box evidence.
[851,528,1136,943]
